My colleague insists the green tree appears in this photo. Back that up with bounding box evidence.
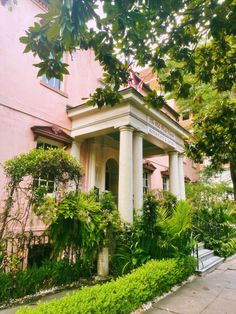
[160,60,236,201]
[186,100,236,200]
[5,0,234,107]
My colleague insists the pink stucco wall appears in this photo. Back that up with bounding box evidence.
[149,155,200,191]
[0,0,103,201]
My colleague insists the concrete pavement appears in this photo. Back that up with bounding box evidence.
[145,255,236,314]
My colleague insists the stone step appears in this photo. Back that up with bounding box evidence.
[194,248,214,262]
[196,242,205,251]
[196,255,224,275]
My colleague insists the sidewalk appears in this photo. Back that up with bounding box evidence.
[145,255,236,314]
[0,288,78,314]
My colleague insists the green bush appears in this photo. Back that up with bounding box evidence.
[193,201,236,257]
[217,238,236,257]
[112,194,194,275]
[17,256,196,314]
[0,260,82,306]
[186,181,236,258]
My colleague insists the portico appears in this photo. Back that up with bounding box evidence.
[68,87,189,224]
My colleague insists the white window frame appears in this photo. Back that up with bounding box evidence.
[143,169,151,194]
[41,75,62,90]
[35,137,63,194]
[162,176,169,191]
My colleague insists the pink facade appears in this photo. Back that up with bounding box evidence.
[0,0,103,200]
[0,0,200,235]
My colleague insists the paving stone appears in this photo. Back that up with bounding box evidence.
[176,280,224,297]
[220,287,236,301]
[152,293,215,314]
[146,256,236,314]
[201,297,236,314]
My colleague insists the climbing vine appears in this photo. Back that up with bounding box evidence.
[0,148,82,238]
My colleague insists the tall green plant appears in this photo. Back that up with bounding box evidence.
[194,202,236,257]
[112,193,194,275]
[157,201,193,257]
[43,191,121,272]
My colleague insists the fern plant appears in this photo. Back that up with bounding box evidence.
[157,201,194,258]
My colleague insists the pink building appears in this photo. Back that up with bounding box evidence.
[0,0,199,236]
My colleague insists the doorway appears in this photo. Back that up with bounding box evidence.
[105,159,118,204]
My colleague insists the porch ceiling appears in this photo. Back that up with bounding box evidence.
[107,132,165,157]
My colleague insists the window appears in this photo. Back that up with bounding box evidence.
[41,74,61,90]
[162,176,169,191]
[182,111,190,121]
[36,142,57,150]
[143,170,150,194]
[35,173,56,194]
[34,140,60,193]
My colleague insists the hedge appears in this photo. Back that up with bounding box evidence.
[17,256,196,314]
[0,260,82,306]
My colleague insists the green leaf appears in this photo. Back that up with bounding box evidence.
[47,20,60,41]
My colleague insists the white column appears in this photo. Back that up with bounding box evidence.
[70,140,82,190]
[88,139,96,190]
[95,138,105,192]
[97,247,109,277]
[133,131,143,213]
[178,153,186,200]
[118,126,134,224]
[71,140,82,159]
[169,151,179,198]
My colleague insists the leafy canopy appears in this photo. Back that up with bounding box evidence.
[187,100,236,166]
[18,0,236,107]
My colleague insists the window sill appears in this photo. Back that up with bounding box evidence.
[40,81,69,98]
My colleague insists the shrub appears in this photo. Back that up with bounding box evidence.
[112,194,194,275]
[217,238,236,257]
[193,201,236,257]
[17,256,196,314]
[0,260,82,306]
[186,181,236,258]
[186,181,233,207]
[157,200,193,258]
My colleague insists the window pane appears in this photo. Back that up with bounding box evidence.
[35,141,58,193]
[182,111,190,120]
[47,181,55,193]
[41,75,61,90]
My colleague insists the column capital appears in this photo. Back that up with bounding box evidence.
[134,130,144,137]
[178,152,185,157]
[90,137,97,144]
[119,125,134,132]
[168,150,178,156]
[72,138,84,145]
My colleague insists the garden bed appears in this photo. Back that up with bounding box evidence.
[16,256,196,314]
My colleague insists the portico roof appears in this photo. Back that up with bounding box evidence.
[67,87,189,153]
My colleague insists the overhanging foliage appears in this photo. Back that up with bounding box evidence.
[14,0,236,108]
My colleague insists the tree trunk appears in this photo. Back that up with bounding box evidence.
[230,160,236,201]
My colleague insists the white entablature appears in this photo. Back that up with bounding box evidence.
[68,87,189,153]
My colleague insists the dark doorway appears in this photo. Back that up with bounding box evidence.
[105,159,118,204]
